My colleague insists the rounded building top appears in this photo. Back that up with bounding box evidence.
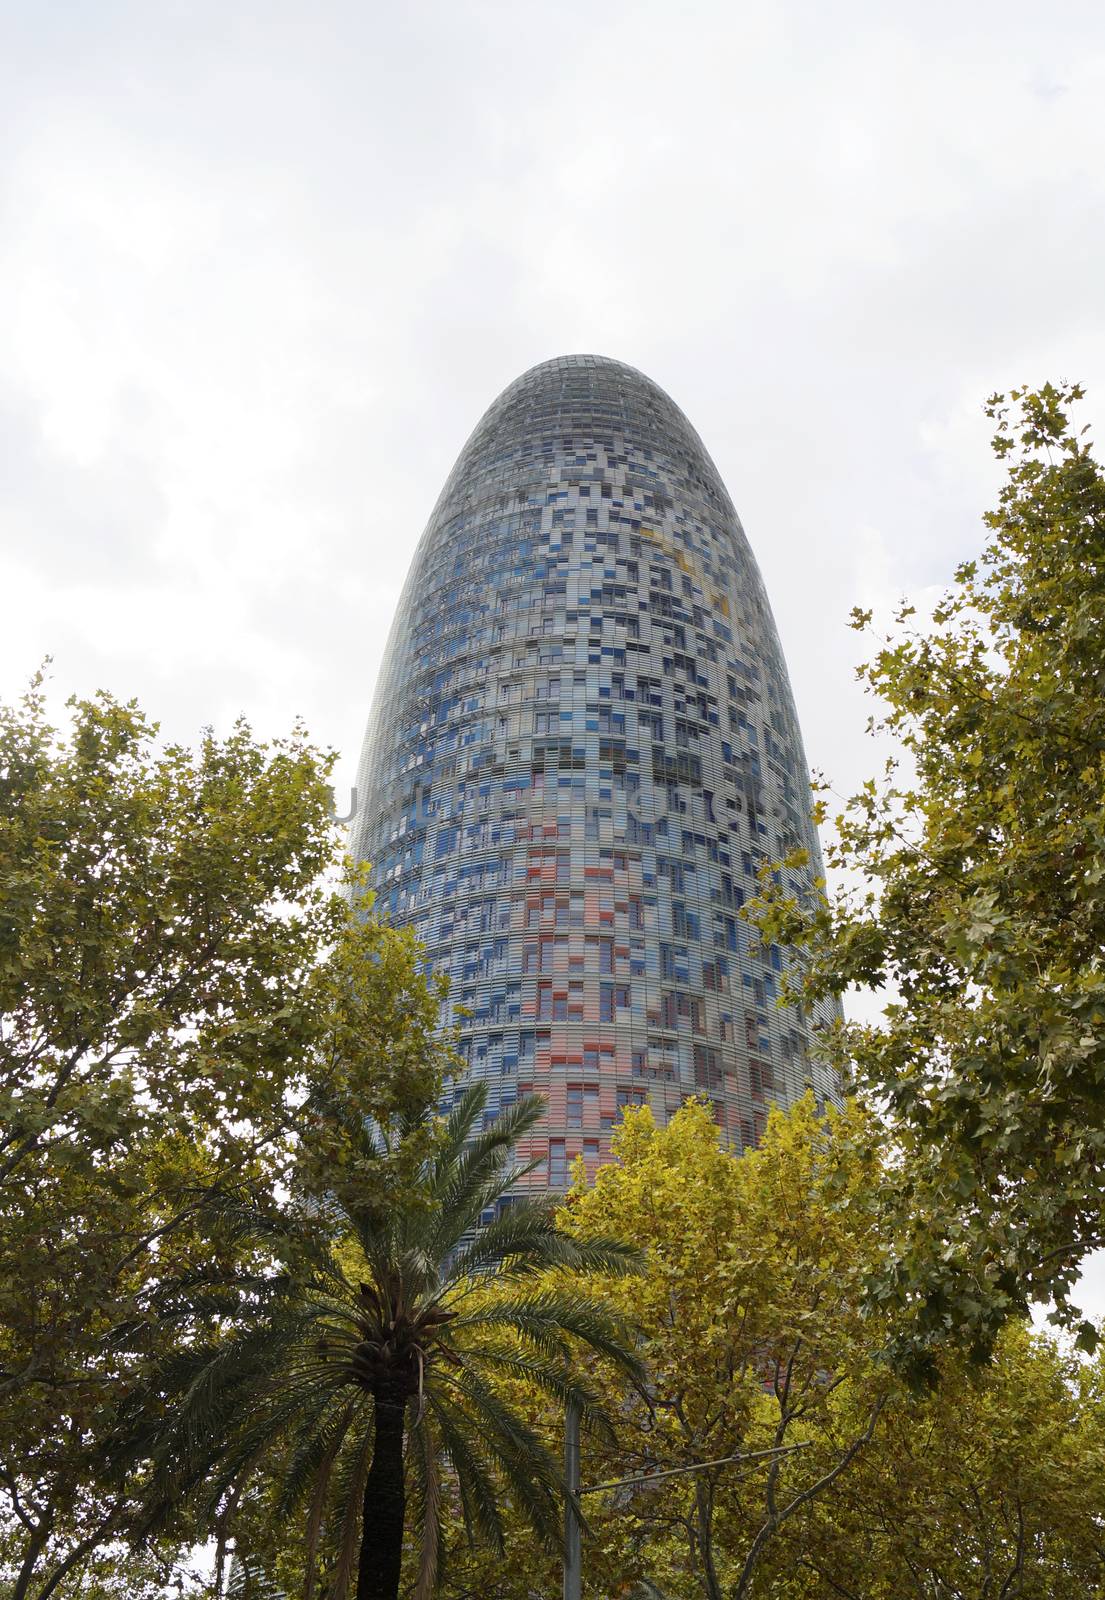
[435,351,729,525]
[489,351,684,414]
[503,352,656,385]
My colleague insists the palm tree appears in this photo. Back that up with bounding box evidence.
[126,1085,643,1600]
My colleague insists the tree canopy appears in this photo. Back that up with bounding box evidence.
[123,1085,642,1600]
[766,1321,1105,1600]
[0,681,440,1599]
[750,383,1105,1375]
[439,1099,1105,1600]
[439,1095,892,1600]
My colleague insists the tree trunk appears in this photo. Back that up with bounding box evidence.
[11,1521,49,1600]
[693,1476,724,1600]
[357,1387,408,1600]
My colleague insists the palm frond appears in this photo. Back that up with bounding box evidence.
[179,1189,341,1278]
[328,1422,374,1600]
[180,1369,355,1521]
[431,1369,562,1547]
[301,1401,356,1600]
[277,1391,356,1516]
[427,1394,508,1551]
[167,1324,294,1470]
[462,1348,612,1441]
[546,1230,647,1278]
[448,1206,643,1283]
[409,1414,443,1600]
[226,1552,288,1599]
[159,1363,355,1523]
[426,1095,547,1255]
[451,1291,646,1383]
[304,1080,387,1168]
[436,1080,491,1159]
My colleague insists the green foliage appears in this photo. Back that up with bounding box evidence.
[228,1552,291,1599]
[0,678,442,1598]
[124,1083,643,1600]
[764,1323,1105,1598]
[566,1096,892,1600]
[442,1100,1105,1600]
[445,1096,892,1600]
[748,384,1105,1377]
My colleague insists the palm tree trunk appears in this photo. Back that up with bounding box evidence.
[357,1386,408,1600]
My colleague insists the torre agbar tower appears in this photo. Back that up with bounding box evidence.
[350,355,839,1190]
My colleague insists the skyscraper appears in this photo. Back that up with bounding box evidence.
[350,355,838,1189]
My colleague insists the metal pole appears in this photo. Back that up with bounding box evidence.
[563,1395,581,1600]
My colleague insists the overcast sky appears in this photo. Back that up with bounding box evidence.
[3,0,1104,1313]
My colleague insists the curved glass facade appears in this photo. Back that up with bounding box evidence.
[350,354,838,1190]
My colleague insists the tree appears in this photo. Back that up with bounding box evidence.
[749,383,1105,1376]
[123,1083,643,1600]
[761,1322,1105,1599]
[0,679,438,1599]
[440,1100,1105,1600]
[444,1096,892,1600]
